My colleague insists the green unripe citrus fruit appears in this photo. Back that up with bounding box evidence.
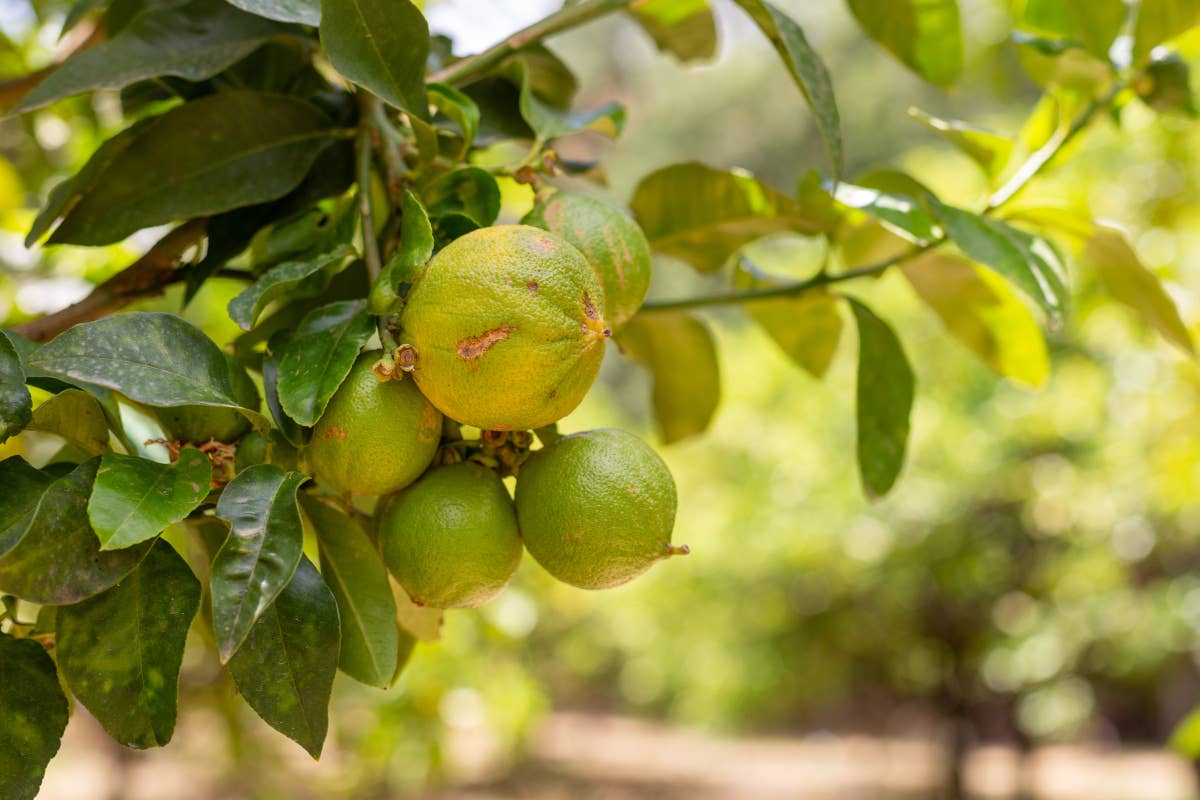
[515,428,684,590]
[524,192,652,329]
[156,353,259,443]
[398,224,611,431]
[379,462,522,609]
[305,351,442,496]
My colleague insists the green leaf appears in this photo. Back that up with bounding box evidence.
[631,162,835,272]
[25,388,110,456]
[1065,0,1126,60]
[832,182,940,245]
[1133,0,1200,65]
[225,0,320,25]
[228,245,353,331]
[276,300,374,427]
[56,539,200,749]
[1082,226,1194,356]
[211,464,307,662]
[262,331,308,448]
[629,0,718,62]
[428,83,481,160]
[1170,705,1200,758]
[930,201,1069,326]
[901,251,1049,387]
[849,299,914,499]
[907,108,1014,181]
[44,92,334,246]
[0,634,69,800]
[302,494,398,688]
[424,167,501,230]
[730,0,842,178]
[319,0,428,118]
[846,0,962,87]
[226,555,339,758]
[88,449,212,550]
[13,0,293,114]
[0,331,31,444]
[734,265,843,378]
[515,60,626,141]
[30,312,268,430]
[619,312,721,443]
[0,459,152,605]
[370,190,434,315]
[0,457,53,556]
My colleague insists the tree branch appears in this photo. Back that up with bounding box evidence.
[428,0,635,87]
[12,219,209,342]
[0,23,106,112]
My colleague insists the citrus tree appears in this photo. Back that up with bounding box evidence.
[2,0,1199,796]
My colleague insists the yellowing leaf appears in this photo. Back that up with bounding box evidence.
[735,265,843,378]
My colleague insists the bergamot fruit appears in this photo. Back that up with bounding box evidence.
[515,428,684,589]
[398,224,611,431]
[524,192,652,329]
[305,351,442,495]
[156,352,259,444]
[379,462,522,609]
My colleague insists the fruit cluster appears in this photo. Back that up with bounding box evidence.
[301,193,687,609]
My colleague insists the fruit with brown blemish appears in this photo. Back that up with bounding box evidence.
[523,192,653,329]
[398,224,610,431]
[378,462,522,609]
[515,428,684,590]
[304,351,442,495]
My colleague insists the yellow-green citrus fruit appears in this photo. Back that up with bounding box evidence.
[156,353,259,443]
[523,192,652,329]
[398,224,610,431]
[515,428,683,590]
[379,462,522,609]
[305,351,442,496]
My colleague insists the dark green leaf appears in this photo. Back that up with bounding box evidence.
[0,459,151,604]
[846,0,962,87]
[424,166,502,229]
[302,494,398,688]
[1083,225,1194,356]
[631,162,835,272]
[262,331,307,447]
[228,245,353,331]
[930,201,1069,326]
[0,331,31,444]
[0,634,68,800]
[276,300,373,426]
[832,182,940,244]
[515,61,625,141]
[30,312,268,430]
[25,388,110,455]
[901,251,1049,387]
[0,457,53,556]
[369,190,433,315]
[1133,0,1200,65]
[88,449,212,550]
[629,0,718,62]
[619,312,720,443]
[319,0,428,117]
[227,556,339,758]
[56,539,200,749]
[14,0,293,114]
[731,0,842,178]
[734,264,843,378]
[45,92,334,245]
[226,0,320,25]
[908,108,1014,181]
[428,83,480,159]
[849,299,914,499]
[211,464,307,662]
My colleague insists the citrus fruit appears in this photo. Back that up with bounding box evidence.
[156,353,259,443]
[515,428,684,590]
[305,351,442,495]
[397,224,611,431]
[523,192,652,328]
[378,462,522,609]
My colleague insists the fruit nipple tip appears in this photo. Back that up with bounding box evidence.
[667,544,690,557]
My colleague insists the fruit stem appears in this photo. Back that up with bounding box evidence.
[640,82,1122,316]
[428,0,636,87]
[667,544,690,557]
[356,94,398,351]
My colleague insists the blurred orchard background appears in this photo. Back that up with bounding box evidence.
[6,0,1200,797]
